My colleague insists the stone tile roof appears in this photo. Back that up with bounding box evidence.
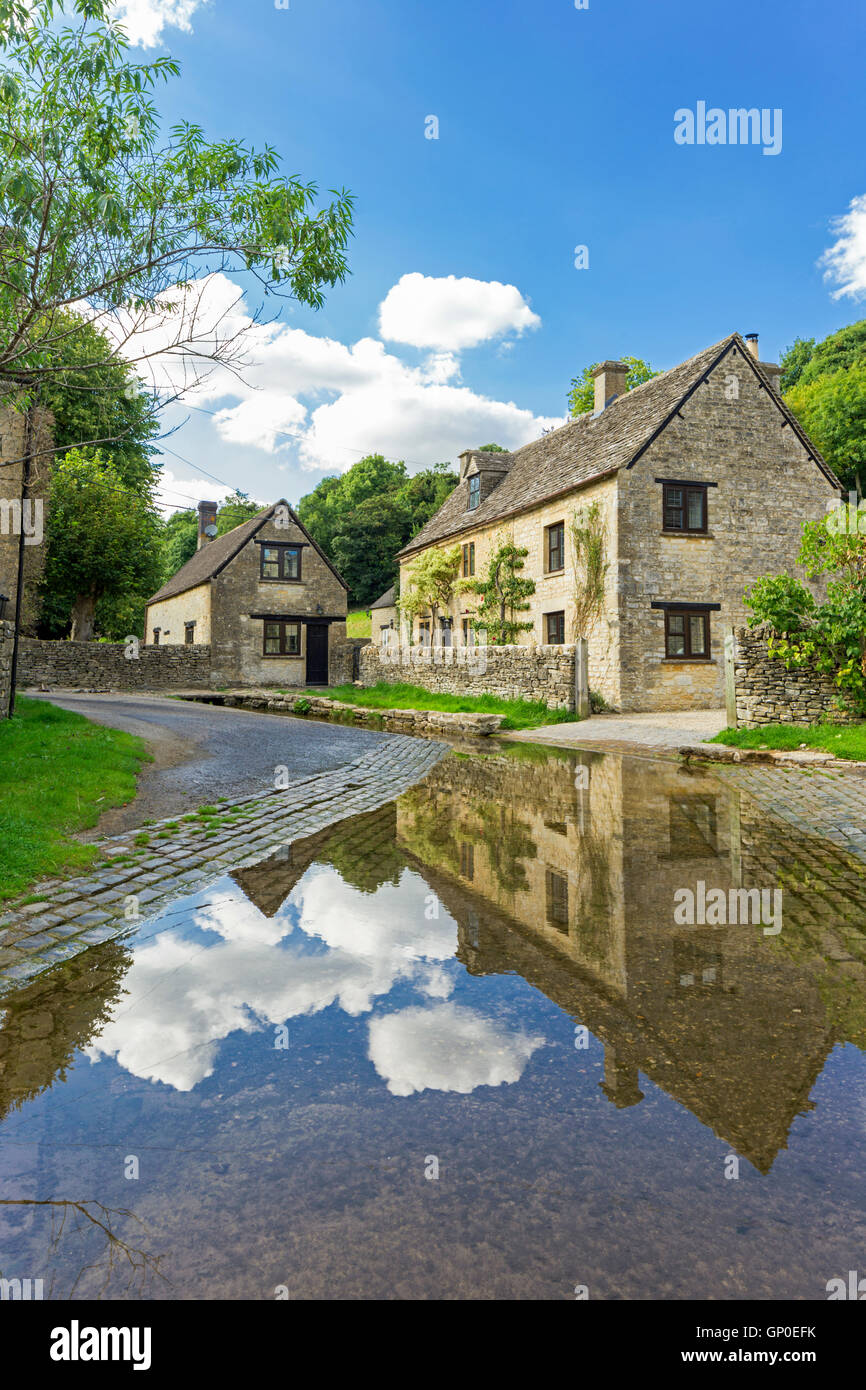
[146,501,348,606]
[370,584,396,609]
[397,333,839,558]
[146,506,277,606]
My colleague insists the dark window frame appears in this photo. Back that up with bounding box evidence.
[184,621,196,646]
[545,520,565,573]
[460,842,474,880]
[545,869,569,930]
[545,610,566,644]
[664,608,711,660]
[467,474,481,511]
[662,482,708,534]
[152,628,160,646]
[262,619,302,657]
[418,619,432,647]
[462,541,475,577]
[260,543,303,582]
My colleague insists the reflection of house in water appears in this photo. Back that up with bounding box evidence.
[395,751,866,1173]
[0,939,130,1123]
[230,803,403,917]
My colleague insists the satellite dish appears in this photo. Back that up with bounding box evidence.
[204,523,218,538]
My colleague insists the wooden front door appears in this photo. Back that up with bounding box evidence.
[305,622,329,685]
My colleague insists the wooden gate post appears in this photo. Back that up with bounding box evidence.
[724,628,738,728]
[575,638,591,720]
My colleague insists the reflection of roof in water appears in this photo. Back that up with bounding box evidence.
[230,802,402,918]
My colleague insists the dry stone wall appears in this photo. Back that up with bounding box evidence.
[733,624,858,727]
[0,618,13,717]
[17,637,213,691]
[360,641,577,710]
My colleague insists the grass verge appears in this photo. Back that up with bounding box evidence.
[306,681,577,731]
[709,721,866,762]
[346,608,372,639]
[0,696,150,901]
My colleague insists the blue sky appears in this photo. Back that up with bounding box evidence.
[110,0,866,514]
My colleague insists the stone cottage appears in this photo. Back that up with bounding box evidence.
[144,500,348,686]
[370,584,398,646]
[395,333,841,712]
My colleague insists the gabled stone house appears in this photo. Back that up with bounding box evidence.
[396,333,841,712]
[370,584,398,646]
[144,500,348,686]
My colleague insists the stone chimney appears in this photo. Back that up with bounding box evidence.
[592,360,629,414]
[744,333,783,394]
[197,500,218,550]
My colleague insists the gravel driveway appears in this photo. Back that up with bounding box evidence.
[27,690,392,832]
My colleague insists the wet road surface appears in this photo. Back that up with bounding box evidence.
[27,691,391,832]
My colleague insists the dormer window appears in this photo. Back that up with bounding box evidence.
[468,475,480,510]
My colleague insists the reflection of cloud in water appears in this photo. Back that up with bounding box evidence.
[368,1003,545,1097]
[87,867,460,1092]
[292,866,457,963]
[193,892,296,948]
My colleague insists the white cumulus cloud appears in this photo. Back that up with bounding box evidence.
[367,1003,545,1097]
[379,272,541,351]
[155,466,234,513]
[111,0,210,48]
[114,272,562,472]
[821,194,866,300]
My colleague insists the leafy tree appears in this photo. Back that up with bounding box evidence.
[786,363,866,495]
[460,539,535,645]
[398,545,462,635]
[0,0,353,405]
[297,455,407,558]
[396,462,457,538]
[43,449,162,641]
[340,454,408,511]
[216,490,261,536]
[331,494,409,607]
[0,0,352,684]
[567,356,658,417]
[745,504,866,712]
[297,454,459,596]
[158,509,198,583]
[781,319,866,391]
[779,336,817,393]
[477,443,506,452]
[32,315,163,635]
[779,320,866,492]
[37,315,159,489]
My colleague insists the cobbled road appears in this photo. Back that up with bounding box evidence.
[0,731,449,997]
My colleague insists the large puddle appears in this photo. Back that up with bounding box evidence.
[1,744,865,1299]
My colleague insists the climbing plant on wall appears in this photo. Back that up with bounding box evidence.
[460,537,535,645]
[570,500,609,638]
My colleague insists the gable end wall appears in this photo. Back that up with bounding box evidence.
[617,345,838,711]
[209,515,347,686]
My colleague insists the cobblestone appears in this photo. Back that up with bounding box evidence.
[0,734,448,998]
